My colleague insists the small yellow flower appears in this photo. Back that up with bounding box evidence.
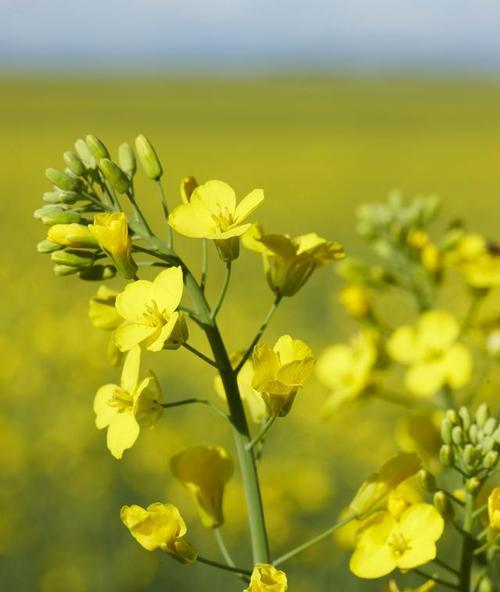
[349,452,421,518]
[244,563,288,592]
[94,346,162,459]
[251,335,314,416]
[168,179,264,261]
[384,579,435,592]
[387,310,472,398]
[446,233,500,288]
[120,502,197,563]
[170,445,233,528]
[88,212,137,279]
[89,285,122,330]
[316,331,377,414]
[339,284,370,318]
[114,266,188,352]
[488,487,500,531]
[214,352,268,424]
[47,223,98,248]
[243,224,344,296]
[350,503,444,579]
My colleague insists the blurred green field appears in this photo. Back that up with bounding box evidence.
[2,74,500,592]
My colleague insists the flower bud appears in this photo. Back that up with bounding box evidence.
[493,427,500,444]
[53,264,79,276]
[445,409,459,424]
[79,265,116,281]
[51,249,94,267]
[483,450,498,470]
[451,426,464,446]
[476,403,489,428]
[466,477,481,493]
[86,134,110,160]
[118,143,136,178]
[43,190,79,205]
[63,151,86,177]
[45,167,80,192]
[441,418,453,444]
[75,138,97,169]
[469,424,478,444]
[478,577,494,592]
[481,436,495,454]
[135,134,163,180]
[99,159,130,194]
[418,469,437,493]
[439,444,454,467]
[35,206,81,226]
[180,176,198,203]
[483,417,498,436]
[433,491,454,519]
[458,406,471,430]
[37,240,63,254]
[463,444,476,467]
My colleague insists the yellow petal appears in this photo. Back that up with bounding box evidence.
[274,335,313,365]
[116,280,154,322]
[151,266,184,314]
[387,325,420,364]
[405,360,446,397]
[350,512,397,578]
[94,384,119,429]
[168,201,217,238]
[417,310,459,352]
[233,188,264,223]
[192,179,236,214]
[443,344,472,389]
[145,312,179,352]
[113,322,157,352]
[252,344,280,390]
[120,346,141,393]
[398,503,444,543]
[106,412,140,459]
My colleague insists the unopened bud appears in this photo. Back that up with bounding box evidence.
[75,138,97,169]
[135,134,163,180]
[433,491,454,519]
[463,444,476,467]
[86,134,110,160]
[478,577,494,592]
[451,426,464,446]
[458,406,471,430]
[483,450,499,470]
[40,209,81,226]
[481,436,495,454]
[180,176,198,203]
[441,418,453,443]
[78,265,116,281]
[118,143,136,178]
[476,403,489,428]
[483,417,498,436]
[99,159,130,194]
[50,249,94,267]
[469,424,478,444]
[440,444,454,467]
[493,427,500,444]
[418,469,436,493]
[53,264,79,276]
[63,151,86,177]
[466,477,481,493]
[45,167,80,192]
[37,240,63,254]
[445,409,459,424]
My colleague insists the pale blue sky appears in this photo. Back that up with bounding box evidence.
[2,0,500,70]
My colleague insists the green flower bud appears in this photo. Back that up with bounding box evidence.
[50,249,95,267]
[417,469,437,493]
[34,205,66,220]
[469,424,478,444]
[445,409,459,424]
[43,190,79,205]
[99,159,130,194]
[476,403,490,428]
[458,406,471,430]
[478,577,494,592]
[135,134,163,180]
[75,138,97,169]
[465,477,481,493]
[63,151,86,177]
[483,450,498,470]
[440,444,454,467]
[39,209,81,226]
[480,436,495,454]
[483,417,498,436]
[37,240,63,254]
[451,425,464,446]
[53,264,79,276]
[45,167,80,192]
[86,134,110,160]
[78,264,116,281]
[493,427,500,444]
[118,142,136,178]
[463,444,476,467]
[433,491,454,519]
[441,418,453,444]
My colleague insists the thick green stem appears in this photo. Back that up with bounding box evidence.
[459,490,475,592]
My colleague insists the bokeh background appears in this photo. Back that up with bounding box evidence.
[2,1,500,591]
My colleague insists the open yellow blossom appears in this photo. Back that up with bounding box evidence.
[387,310,472,398]
[252,335,314,416]
[244,563,288,592]
[349,452,421,518]
[214,352,268,424]
[120,502,197,563]
[88,212,137,279]
[488,487,500,531]
[446,233,500,288]
[168,179,264,261]
[94,346,162,459]
[170,445,233,528]
[47,223,98,248]
[316,331,378,414]
[114,266,188,352]
[243,223,344,296]
[89,286,122,330]
[384,579,435,592]
[350,503,444,579]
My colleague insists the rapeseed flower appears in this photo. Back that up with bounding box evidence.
[94,346,162,458]
[114,266,187,352]
[252,335,314,416]
[446,233,500,288]
[244,563,288,592]
[170,445,233,528]
[387,310,472,398]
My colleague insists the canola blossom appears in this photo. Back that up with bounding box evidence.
[244,563,288,592]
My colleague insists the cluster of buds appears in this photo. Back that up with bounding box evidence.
[34,133,162,280]
[439,404,499,482]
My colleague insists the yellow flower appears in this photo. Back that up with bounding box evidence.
[488,487,500,531]
[89,285,122,330]
[251,335,314,416]
[243,224,344,296]
[446,233,500,288]
[170,445,233,528]
[168,179,264,261]
[316,331,377,414]
[244,563,288,592]
[339,284,370,318]
[387,310,472,398]
[349,452,422,518]
[387,479,422,520]
[120,502,197,563]
[334,507,365,549]
[214,352,268,424]
[93,346,162,459]
[47,223,98,248]
[114,266,188,352]
[88,212,137,279]
[350,503,444,579]
[384,579,435,592]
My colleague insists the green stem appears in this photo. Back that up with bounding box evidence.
[236,295,282,374]
[196,555,251,577]
[433,556,460,577]
[413,568,459,590]
[214,527,236,567]
[246,415,277,452]
[459,490,475,592]
[157,180,173,249]
[211,263,231,320]
[272,514,354,567]
[127,192,154,238]
[181,342,217,367]
[161,398,228,420]
[201,239,208,291]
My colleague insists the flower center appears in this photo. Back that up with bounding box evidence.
[388,531,411,557]
[211,206,234,231]
[108,387,133,412]
[142,300,167,327]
